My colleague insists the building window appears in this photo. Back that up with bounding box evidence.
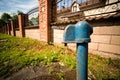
[73,6,77,12]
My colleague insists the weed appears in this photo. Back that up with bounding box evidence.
[48,41,53,45]
[48,67,54,74]
[107,58,113,65]
[60,54,76,69]
[88,54,120,79]
[57,73,64,80]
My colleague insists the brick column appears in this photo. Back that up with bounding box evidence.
[38,0,57,43]
[10,20,16,36]
[6,24,8,34]
[18,13,25,37]
[4,25,7,34]
[7,23,11,35]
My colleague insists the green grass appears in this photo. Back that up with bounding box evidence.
[0,33,76,76]
[0,33,120,80]
[88,54,120,80]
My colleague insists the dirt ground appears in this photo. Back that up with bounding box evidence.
[1,62,76,80]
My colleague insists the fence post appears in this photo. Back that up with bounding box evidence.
[10,20,16,36]
[18,13,25,37]
[6,23,9,34]
[7,23,11,35]
[38,0,57,43]
[4,24,7,34]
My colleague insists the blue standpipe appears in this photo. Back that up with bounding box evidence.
[63,21,93,80]
[77,43,88,80]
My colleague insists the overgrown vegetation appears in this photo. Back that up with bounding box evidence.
[0,33,76,77]
[88,54,120,79]
[0,33,120,80]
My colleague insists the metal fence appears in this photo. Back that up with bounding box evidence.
[26,7,39,26]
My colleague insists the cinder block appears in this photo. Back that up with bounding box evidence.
[25,29,40,40]
[89,42,98,50]
[111,36,120,45]
[54,33,63,39]
[93,26,120,35]
[54,29,61,34]
[67,43,76,51]
[54,29,64,34]
[91,35,111,43]
[16,31,20,37]
[54,38,63,44]
[88,50,119,59]
[98,44,120,54]
[53,29,64,39]
[60,30,64,34]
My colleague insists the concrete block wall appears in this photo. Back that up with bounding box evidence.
[52,28,76,50]
[53,29,64,44]
[52,26,120,58]
[25,28,40,40]
[15,30,20,37]
[89,26,120,58]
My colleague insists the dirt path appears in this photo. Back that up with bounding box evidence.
[1,62,76,80]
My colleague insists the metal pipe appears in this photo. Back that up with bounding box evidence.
[77,43,88,80]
